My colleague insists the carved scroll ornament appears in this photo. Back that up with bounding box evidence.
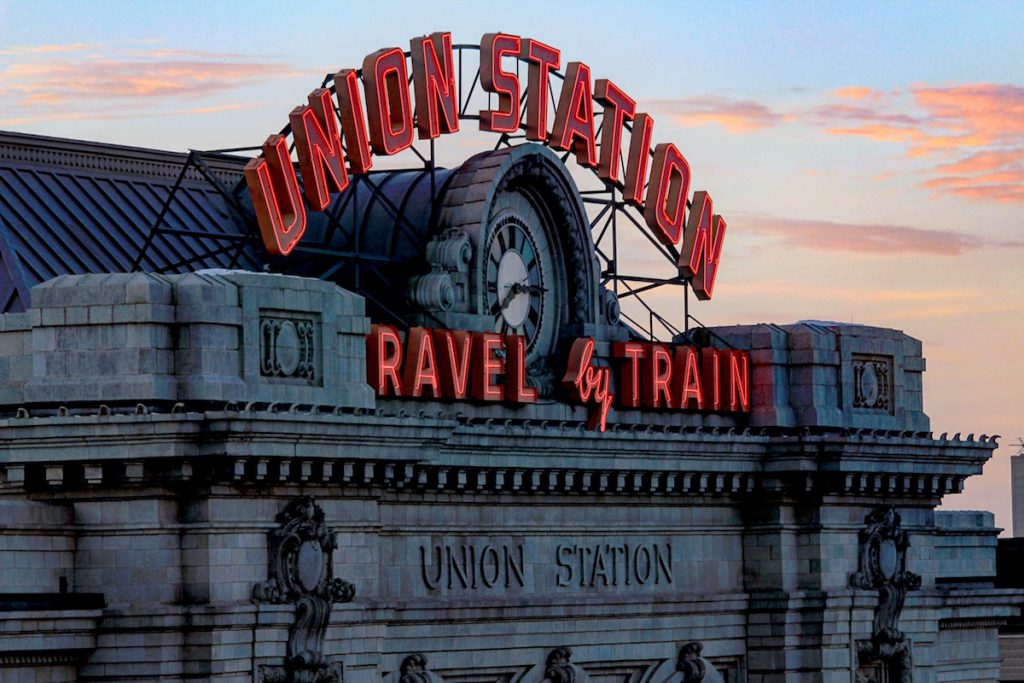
[254,496,356,682]
[850,506,921,683]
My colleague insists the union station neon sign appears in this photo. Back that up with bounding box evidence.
[246,31,746,432]
[245,31,727,301]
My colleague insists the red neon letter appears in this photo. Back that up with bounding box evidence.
[561,337,613,431]
[335,69,373,174]
[642,344,673,409]
[681,191,728,301]
[727,351,750,412]
[433,329,472,400]
[290,89,350,212]
[594,79,636,185]
[672,346,704,410]
[701,348,722,412]
[411,32,459,140]
[363,48,414,156]
[644,143,690,246]
[244,135,308,256]
[504,334,538,403]
[612,341,645,408]
[402,327,442,398]
[562,337,597,400]
[550,62,597,168]
[480,32,521,134]
[623,112,653,208]
[521,38,560,142]
[366,324,403,396]
[471,332,504,401]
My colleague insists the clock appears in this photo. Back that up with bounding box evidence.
[483,210,558,358]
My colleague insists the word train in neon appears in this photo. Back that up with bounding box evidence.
[366,325,751,432]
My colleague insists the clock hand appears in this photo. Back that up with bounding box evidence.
[498,281,545,312]
[498,282,523,312]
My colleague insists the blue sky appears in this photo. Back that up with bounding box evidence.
[1,0,1022,529]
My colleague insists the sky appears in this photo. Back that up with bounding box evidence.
[1,0,1022,530]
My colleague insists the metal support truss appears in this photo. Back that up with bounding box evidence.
[133,43,708,342]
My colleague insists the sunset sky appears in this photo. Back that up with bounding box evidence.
[1,1,1022,530]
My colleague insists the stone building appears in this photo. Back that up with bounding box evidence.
[0,127,1017,683]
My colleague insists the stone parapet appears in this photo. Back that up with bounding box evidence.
[711,321,929,432]
[5,271,373,410]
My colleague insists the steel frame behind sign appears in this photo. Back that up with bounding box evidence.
[132,43,707,342]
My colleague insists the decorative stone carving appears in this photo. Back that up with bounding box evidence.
[676,642,706,683]
[381,653,445,683]
[544,647,576,683]
[646,642,724,683]
[407,272,456,312]
[602,288,621,326]
[408,229,472,313]
[254,496,356,683]
[400,654,438,683]
[261,317,316,381]
[425,228,472,273]
[853,355,892,412]
[850,506,921,683]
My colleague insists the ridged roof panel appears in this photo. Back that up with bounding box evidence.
[0,130,261,312]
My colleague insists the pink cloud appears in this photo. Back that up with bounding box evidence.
[648,97,787,133]
[0,101,263,127]
[2,59,297,104]
[833,86,877,100]
[0,47,301,125]
[823,123,925,144]
[0,42,100,56]
[912,83,1024,144]
[813,83,1024,203]
[936,149,1024,174]
[809,103,920,127]
[740,215,1024,255]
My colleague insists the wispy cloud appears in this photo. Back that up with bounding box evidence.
[653,82,1024,204]
[0,45,300,122]
[739,214,1024,255]
[0,42,100,56]
[648,97,788,133]
[3,58,297,104]
[818,83,1024,201]
[0,101,263,127]
[725,279,983,303]
[832,86,880,101]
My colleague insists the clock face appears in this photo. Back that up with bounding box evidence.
[483,212,556,356]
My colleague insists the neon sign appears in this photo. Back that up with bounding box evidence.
[245,31,728,301]
[367,326,750,432]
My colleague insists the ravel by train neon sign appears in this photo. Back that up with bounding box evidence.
[244,31,728,301]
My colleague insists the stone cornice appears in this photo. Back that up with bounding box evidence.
[0,407,991,500]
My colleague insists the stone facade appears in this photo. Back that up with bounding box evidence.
[0,273,1018,682]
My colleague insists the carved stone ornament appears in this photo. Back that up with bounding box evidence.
[261,317,317,381]
[380,653,445,683]
[407,228,472,313]
[254,496,356,683]
[677,642,706,683]
[850,506,921,683]
[545,647,577,683]
[853,355,892,412]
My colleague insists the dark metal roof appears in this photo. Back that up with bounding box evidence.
[0,130,261,312]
